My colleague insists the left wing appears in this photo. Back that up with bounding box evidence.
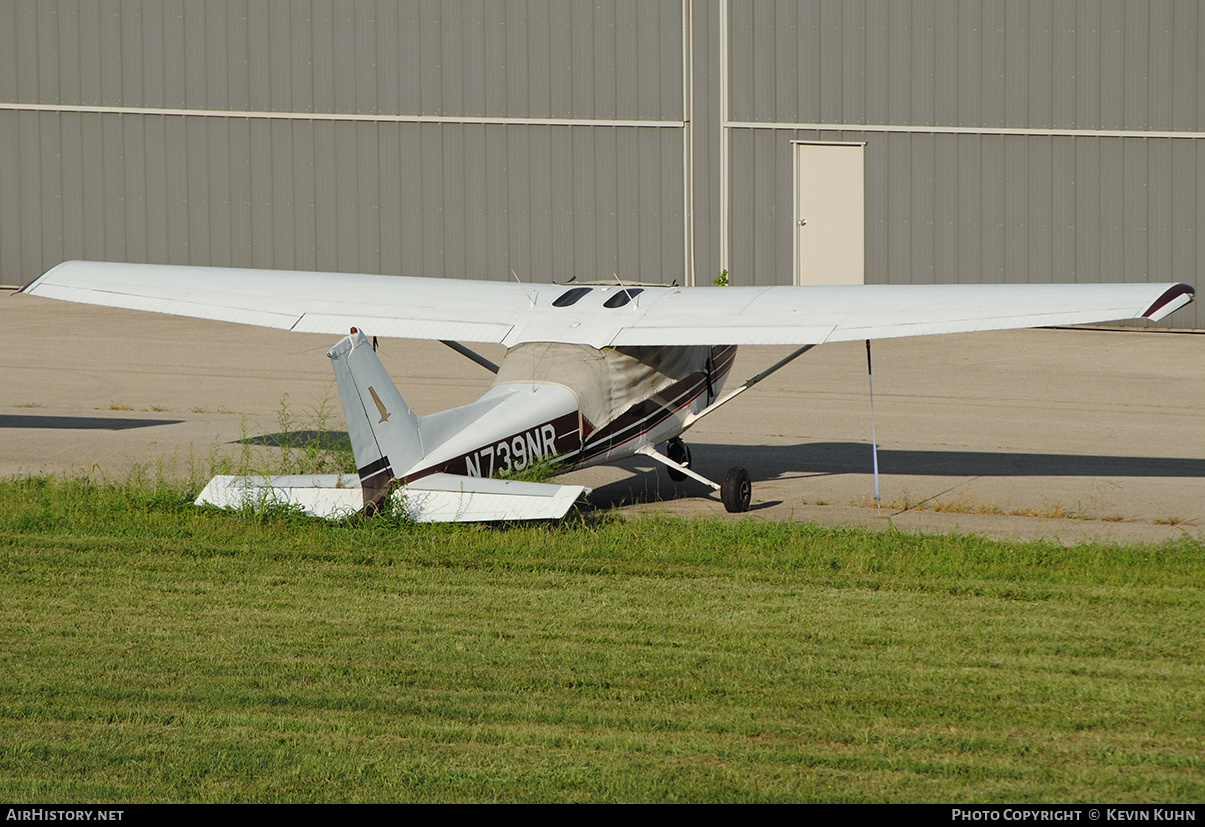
[23,260,1194,347]
[24,260,531,344]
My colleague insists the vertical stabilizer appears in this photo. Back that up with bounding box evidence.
[328,329,425,509]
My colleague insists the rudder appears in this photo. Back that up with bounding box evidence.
[328,329,425,509]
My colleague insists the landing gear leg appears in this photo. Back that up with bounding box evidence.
[665,438,691,482]
[721,467,752,513]
[636,445,748,512]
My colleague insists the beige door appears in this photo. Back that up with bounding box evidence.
[793,141,865,285]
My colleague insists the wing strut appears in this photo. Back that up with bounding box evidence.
[440,340,500,374]
[681,344,817,429]
[637,445,721,491]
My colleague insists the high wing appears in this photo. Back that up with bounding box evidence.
[23,260,1194,347]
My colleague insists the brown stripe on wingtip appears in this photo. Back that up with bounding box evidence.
[1142,283,1195,318]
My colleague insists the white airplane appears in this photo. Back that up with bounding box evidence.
[21,261,1195,521]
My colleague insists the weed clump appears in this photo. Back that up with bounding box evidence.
[491,453,563,484]
[27,389,359,517]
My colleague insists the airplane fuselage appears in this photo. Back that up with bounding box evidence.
[401,343,738,482]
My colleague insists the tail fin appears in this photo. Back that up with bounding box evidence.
[328,329,425,509]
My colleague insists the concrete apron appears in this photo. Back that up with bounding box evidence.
[4,292,1203,546]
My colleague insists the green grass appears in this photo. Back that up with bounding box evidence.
[491,452,564,483]
[0,475,1202,802]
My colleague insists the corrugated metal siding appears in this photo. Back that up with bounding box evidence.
[686,0,718,286]
[2,0,1202,329]
[722,0,1203,328]
[2,0,683,119]
[723,125,1202,326]
[0,0,686,289]
[730,0,1205,132]
[0,109,685,282]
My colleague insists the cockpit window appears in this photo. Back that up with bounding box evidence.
[603,288,643,308]
[552,287,593,307]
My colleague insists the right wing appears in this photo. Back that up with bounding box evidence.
[602,282,1196,347]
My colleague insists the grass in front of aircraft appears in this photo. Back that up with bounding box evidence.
[0,475,1202,803]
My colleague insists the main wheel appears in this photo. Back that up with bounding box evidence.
[721,466,752,513]
[666,438,691,482]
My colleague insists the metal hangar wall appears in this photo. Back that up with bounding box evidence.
[0,1,1200,329]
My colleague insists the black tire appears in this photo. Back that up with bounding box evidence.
[721,466,752,513]
[666,438,691,482]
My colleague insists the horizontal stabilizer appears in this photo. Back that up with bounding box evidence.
[195,473,590,523]
[196,474,363,518]
[401,473,590,522]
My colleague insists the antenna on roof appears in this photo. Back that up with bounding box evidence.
[512,268,536,308]
[612,272,639,309]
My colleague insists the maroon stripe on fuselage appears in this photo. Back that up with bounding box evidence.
[577,345,737,462]
[402,411,583,483]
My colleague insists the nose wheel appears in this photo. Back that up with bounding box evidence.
[665,438,691,481]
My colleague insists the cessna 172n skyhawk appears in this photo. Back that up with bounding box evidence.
[21,261,1195,521]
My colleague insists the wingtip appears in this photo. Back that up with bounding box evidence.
[1142,283,1195,320]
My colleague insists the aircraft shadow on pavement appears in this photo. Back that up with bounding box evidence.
[583,472,783,511]
[581,442,1205,510]
[241,430,353,451]
[726,441,1205,480]
[237,431,1204,511]
[0,414,184,431]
